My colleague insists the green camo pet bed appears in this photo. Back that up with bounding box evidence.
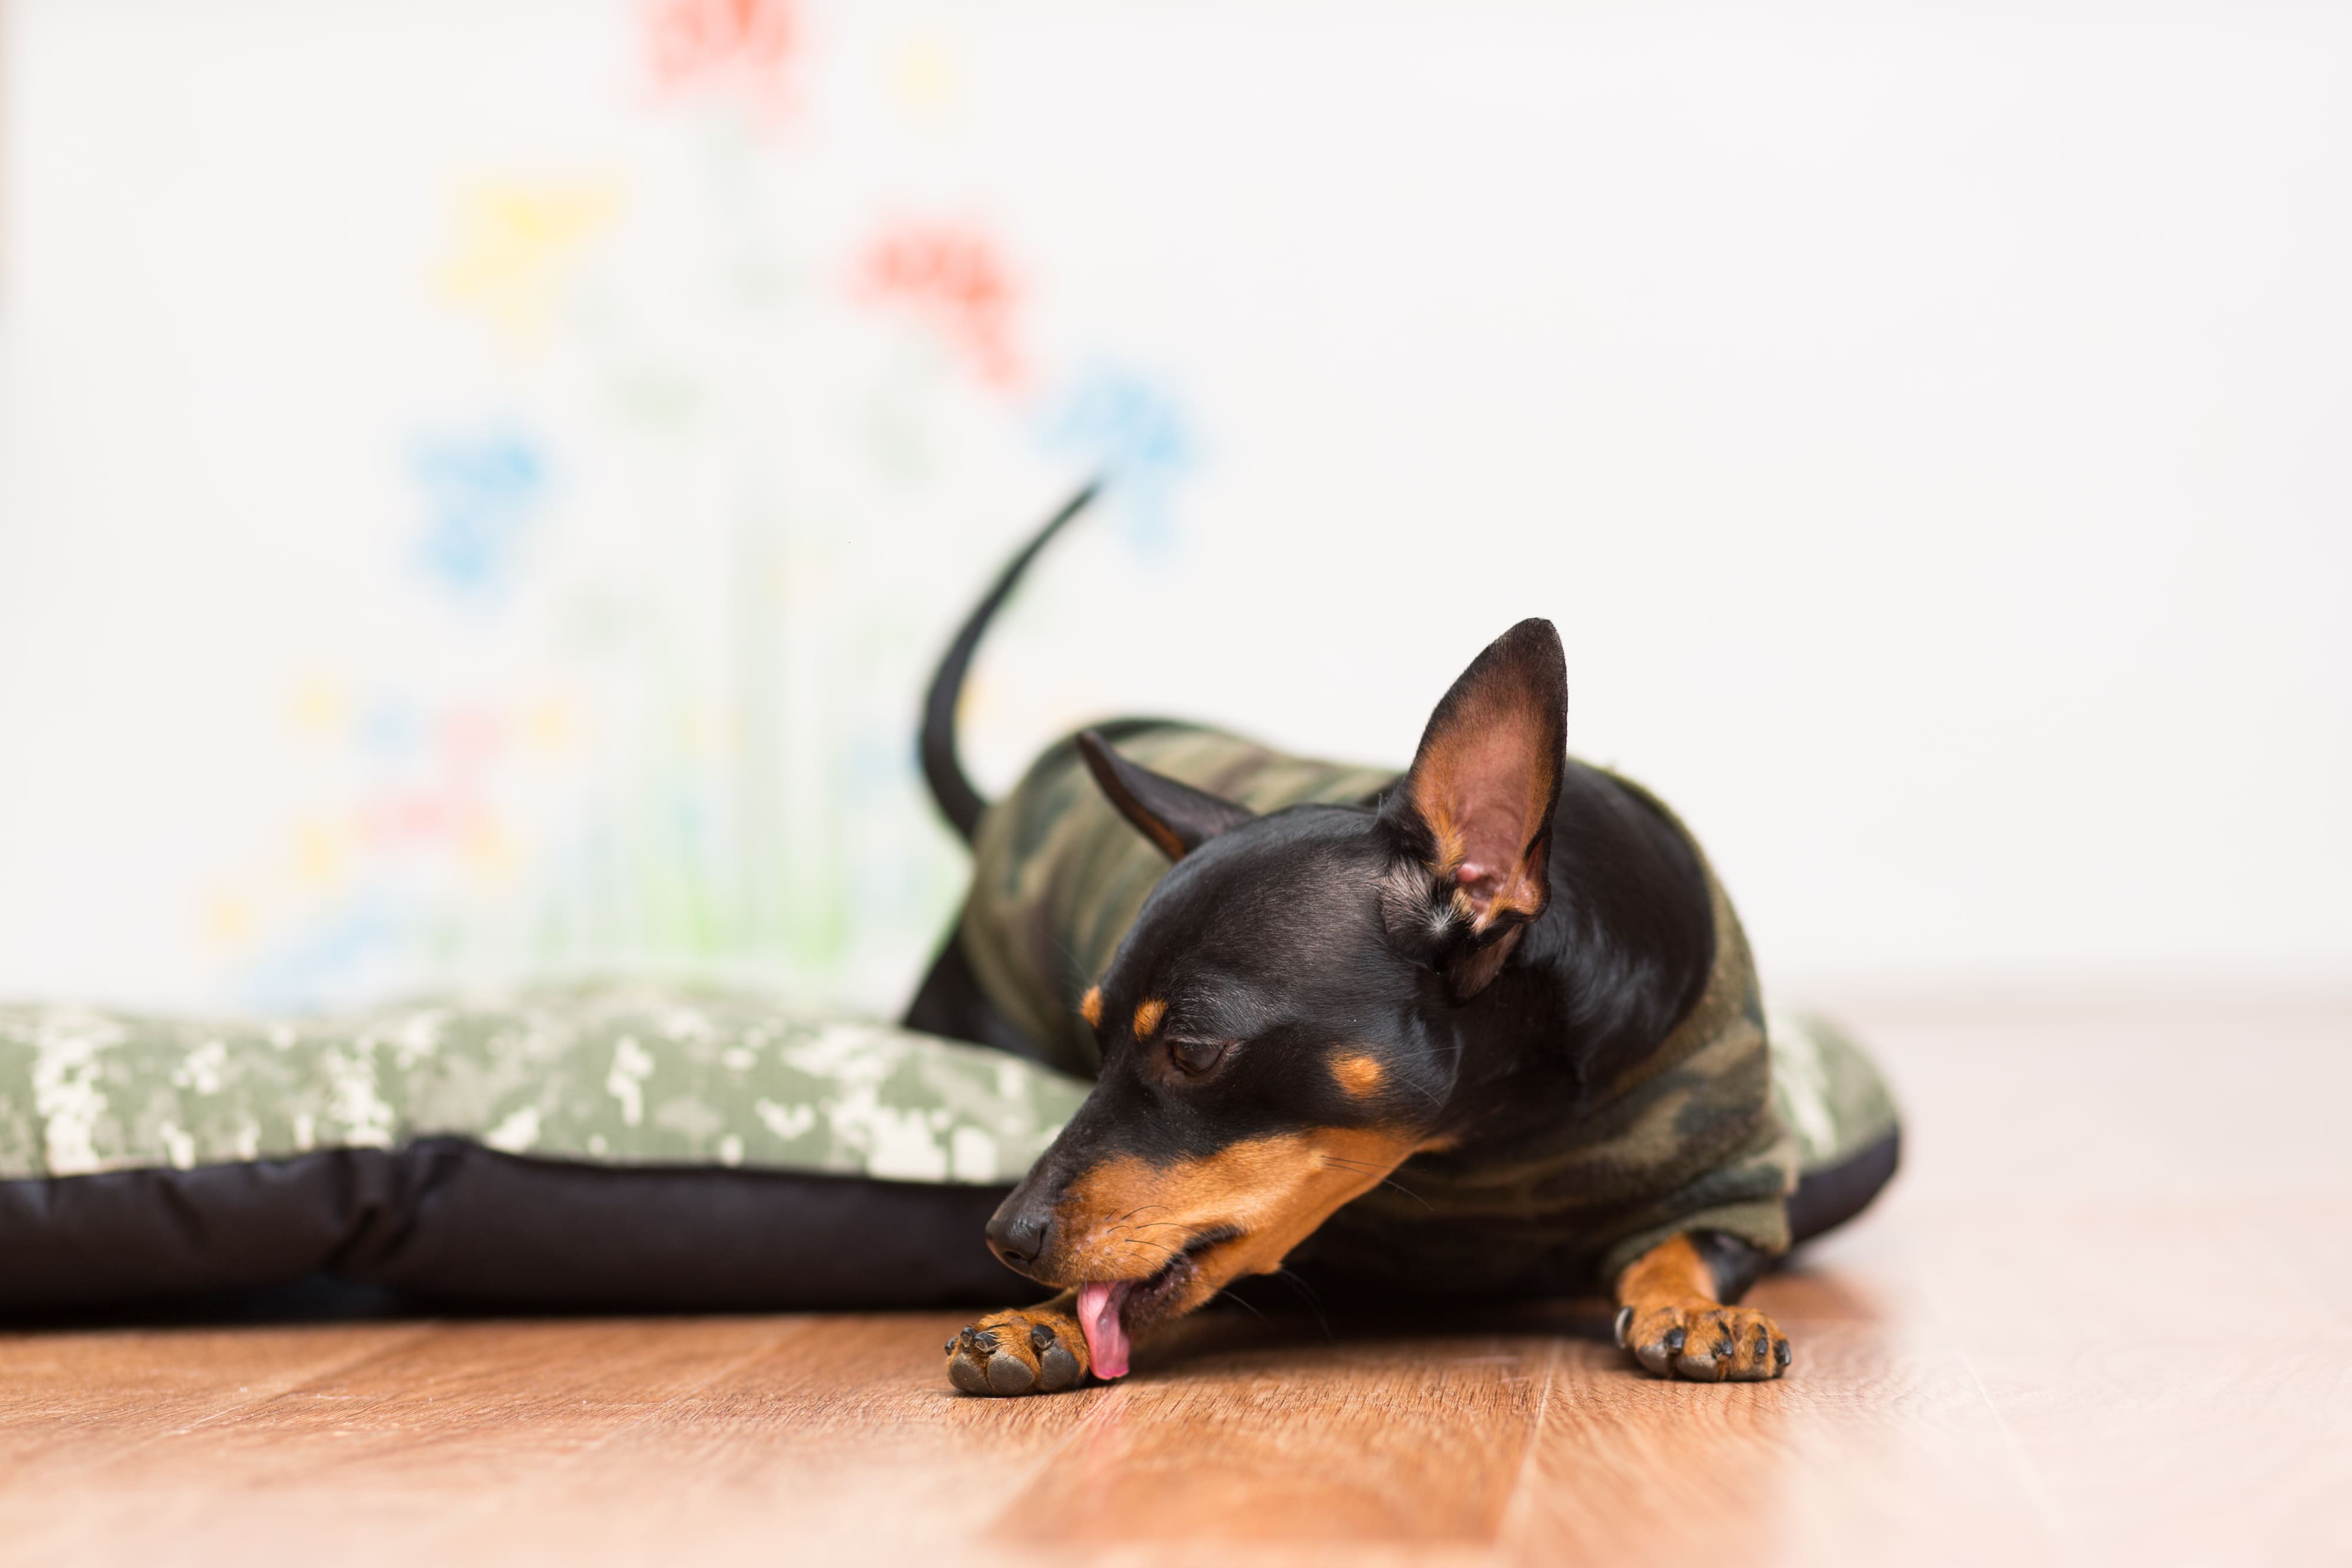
[0,987,1084,1312]
[0,985,1892,1313]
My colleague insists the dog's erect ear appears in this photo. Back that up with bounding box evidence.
[1075,730,1258,861]
[1382,619,1566,991]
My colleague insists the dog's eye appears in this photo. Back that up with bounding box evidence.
[1167,1037,1232,1076]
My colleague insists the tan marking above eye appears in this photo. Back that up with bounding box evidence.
[1329,1052,1385,1097]
[1079,986,1104,1028]
[1132,998,1167,1038]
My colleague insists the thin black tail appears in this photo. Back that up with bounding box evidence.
[919,481,1102,844]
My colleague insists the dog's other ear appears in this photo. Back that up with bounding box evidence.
[1382,620,1566,990]
[1075,730,1258,860]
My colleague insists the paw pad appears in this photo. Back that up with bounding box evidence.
[985,1350,1035,1395]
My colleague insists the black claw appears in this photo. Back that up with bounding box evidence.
[1031,1322,1057,1352]
[1752,1328,1769,1362]
[1775,1339,1792,1367]
[944,1339,956,1355]
[1663,1326,1686,1354]
[1613,1306,1635,1348]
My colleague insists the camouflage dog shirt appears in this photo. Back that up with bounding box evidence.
[958,722,1855,1295]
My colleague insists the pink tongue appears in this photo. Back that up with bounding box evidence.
[1076,1281,1134,1380]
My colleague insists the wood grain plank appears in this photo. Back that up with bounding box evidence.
[383,1310,1129,1568]
[0,1323,430,1482]
[1907,1202,2352,1567]
[1501,1232,2063,1568]
[0,1317,804,1568]
[994,1319,1549,1549]
[135,1315,803,1484]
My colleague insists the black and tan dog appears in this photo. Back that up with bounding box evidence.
[906,486,1900,1395]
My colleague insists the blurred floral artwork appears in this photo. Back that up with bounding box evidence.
[0,0,2341,1021]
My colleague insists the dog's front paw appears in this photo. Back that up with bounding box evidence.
[944,1306,1089,1396]
[1615,1300,1791,1382]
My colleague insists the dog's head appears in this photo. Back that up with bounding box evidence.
[985,618,1567,1376]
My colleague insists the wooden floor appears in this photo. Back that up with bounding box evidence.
[2,992,2346,1567]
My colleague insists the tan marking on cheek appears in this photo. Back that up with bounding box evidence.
[1329,1053,1385,1098]
[1054,1128,1420,1312]
[1132,997,1167,1039]
[1078,987,1104,1029]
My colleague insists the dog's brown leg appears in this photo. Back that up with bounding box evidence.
[944,1294,1090,1396]
[1613,1233,1791,1382]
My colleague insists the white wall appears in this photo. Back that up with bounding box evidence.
[1,0,2346,1015]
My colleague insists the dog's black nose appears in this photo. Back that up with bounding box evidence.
[985,1209,1052,1270]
